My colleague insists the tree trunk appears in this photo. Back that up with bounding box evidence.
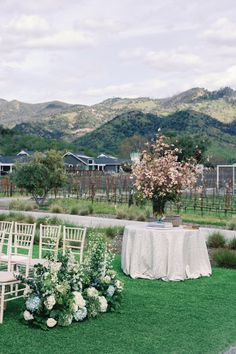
[152,196,166,218]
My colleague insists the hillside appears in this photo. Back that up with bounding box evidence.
[3,87,236,141]
[76,109,236,163]
[0,126,74,155]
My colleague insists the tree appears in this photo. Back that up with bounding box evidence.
[119,134,147,158]
[13,150,67,205]
[132,135,198,216]
[166,133,208,164]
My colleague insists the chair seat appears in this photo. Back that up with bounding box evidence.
[0,254,29,264]
[0,271,18,283]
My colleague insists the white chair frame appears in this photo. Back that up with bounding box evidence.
[0,221,14,270]
[0,230,25,324]
[9,222,36,276]
[62,226,86,263]
[39,224,61,259]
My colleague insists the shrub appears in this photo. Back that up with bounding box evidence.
[49,204,64,213]
[136,213,146,221]
[213,249,236,269]
[116,210,127,219]
[9,199,37,211]
[228,237,236,250]
[70,206,79,215]
[79,209,89,216]
[207,232,226,248]
[104,226,124,238]
[88,204,94,214]
[226,217,236,230]
[36,216,62,226]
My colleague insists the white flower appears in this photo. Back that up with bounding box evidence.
[72,303,78,313]
[73,291,86,308]
[50,262,61,273]
[107,285,115,297]
[86,287,99,298]
[44,295,56,310]
[102,275,111,284]
[23,287,32,297]
[74,307,87,321]
[23,310,34,321]
[115,280,123,291]
[98,296,108,313]
[46,318,57,328]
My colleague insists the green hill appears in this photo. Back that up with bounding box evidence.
[76,109,236,164]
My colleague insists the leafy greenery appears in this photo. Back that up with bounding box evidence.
[0,125,74,155]
[213,249,236,269]
[207,232,226,248]
[12,151,67,205]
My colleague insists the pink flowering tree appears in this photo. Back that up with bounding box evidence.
[132,135,199,217]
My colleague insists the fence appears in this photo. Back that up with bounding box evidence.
[2,170,236,216]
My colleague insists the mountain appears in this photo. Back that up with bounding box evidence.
[75,109,236,163]
[2,86,236,141]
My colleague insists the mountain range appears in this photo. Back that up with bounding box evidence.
[1,86,236,163]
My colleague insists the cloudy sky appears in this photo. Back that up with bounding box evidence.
[1,0,236,104]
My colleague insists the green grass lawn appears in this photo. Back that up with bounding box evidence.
[0,257,236,354]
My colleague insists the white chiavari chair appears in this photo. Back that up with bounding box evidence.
[0,222,14,271]
[62,226,86,263]
[30,224,61,266]
[0,230,26,324]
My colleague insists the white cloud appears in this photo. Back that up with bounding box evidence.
[195,65,236,89]
[25,30,95,49]
[202,17,236,46]
[84,79,168,99]
[5,15,49,35]
[145,50,203,72]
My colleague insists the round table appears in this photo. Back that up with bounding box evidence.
[121,224,212,281]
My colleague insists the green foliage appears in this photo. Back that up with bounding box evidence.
[13,151,67,205]
[0,125,73,155]
[228,237,236,250]
[49,204,64,213]
[226,217,236,230]
[207,232,226,248]
[9,199,37,211]
[76,109,236,164]
[213,249,236,269]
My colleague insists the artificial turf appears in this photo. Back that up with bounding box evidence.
[0,257,236,354]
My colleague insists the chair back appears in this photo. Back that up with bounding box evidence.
[0,221,13,255]
[13,222,36,258]
[0,230,6,255]
[63,226,86,262]
[39,224,61,259]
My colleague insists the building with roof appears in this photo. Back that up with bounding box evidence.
[0,150,32,176]
[63,152,121,173]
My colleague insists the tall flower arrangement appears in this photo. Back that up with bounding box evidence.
[132,135,199,216]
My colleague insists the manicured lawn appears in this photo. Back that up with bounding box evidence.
[0,257,236,354]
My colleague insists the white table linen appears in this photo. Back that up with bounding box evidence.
[121,224,212,281]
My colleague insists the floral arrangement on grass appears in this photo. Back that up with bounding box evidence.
[19,233,123,329]
[132,134,199,216]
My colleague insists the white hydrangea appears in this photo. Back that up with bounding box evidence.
[74,307,87,321]
[107,285,115,297]
[86,287,99,298]
[46,318,57,328]
[44,294,56,310]
[23,286,32,297]
[23,310,34,321]
[73,292,86,308]
[102,275,111,284]
[98,296,108,313]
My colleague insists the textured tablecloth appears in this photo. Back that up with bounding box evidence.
[121,224,212,281]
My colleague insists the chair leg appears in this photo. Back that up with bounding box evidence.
[0,284,5,324]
